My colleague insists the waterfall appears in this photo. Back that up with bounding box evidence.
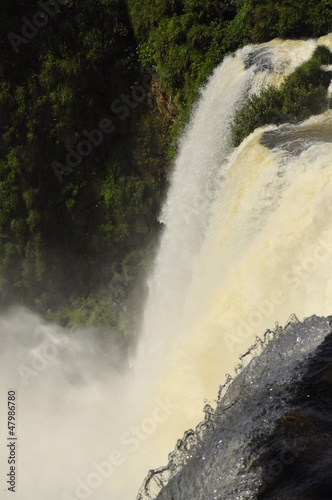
[1,35,332,500]
[134,34,332,495]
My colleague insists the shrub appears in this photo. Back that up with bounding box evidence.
[231,45,332,146]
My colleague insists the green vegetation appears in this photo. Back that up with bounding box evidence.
[247,0,332,42]
[232,45,332,146]
[0,0,332,349]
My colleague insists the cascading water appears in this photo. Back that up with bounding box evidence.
[135,34,332,495]
[1,35,332,500]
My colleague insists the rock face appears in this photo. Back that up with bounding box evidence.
[256,331,332,499]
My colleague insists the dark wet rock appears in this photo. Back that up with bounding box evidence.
[261,119,332,156]
[256,332,332,499]
[243,48,274,73]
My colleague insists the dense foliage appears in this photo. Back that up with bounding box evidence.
[0,0,165,343]
[1,0,332,346]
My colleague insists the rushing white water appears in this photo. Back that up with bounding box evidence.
[1,35,332,499]
[134,34,332,489]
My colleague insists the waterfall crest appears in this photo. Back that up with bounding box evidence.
[137,315,332,498]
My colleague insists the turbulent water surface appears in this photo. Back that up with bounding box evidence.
[138,315,332,498]
[1,36,332,499]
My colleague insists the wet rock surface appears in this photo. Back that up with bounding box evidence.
[256,332,332,499]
